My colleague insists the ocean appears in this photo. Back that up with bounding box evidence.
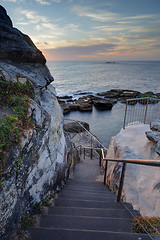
[47,61,160,147]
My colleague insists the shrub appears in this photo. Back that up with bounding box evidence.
[0,78,34,173]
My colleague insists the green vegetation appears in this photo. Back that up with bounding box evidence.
[139,91,158,99]
[19,196,53,231]
[20,214,35,230]
[0,77,34,174]
[0,114,21,151]
[132,216,160,235]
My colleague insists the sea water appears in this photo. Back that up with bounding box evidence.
[47,61,160,147]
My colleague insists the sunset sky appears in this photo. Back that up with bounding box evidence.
[1,0,160,61]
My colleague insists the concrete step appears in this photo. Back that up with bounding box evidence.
[48,206,133,218]
[38,215,132,232]
[63,186,111,194]
[66,180,107,188]
[28,227,152,240]
[57,192,116,201]
[54,198,125,209]
[65,182,109,190]
[60,187,116,197]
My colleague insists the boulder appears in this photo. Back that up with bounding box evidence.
[97,89,122,98]
[0,5,46,64]
[145,131,160,145]
[79,103,93,112]
[93,99,113,110]
[145,120,160,155]
[74,96,93,112]
[150,120,160,132]
[119,90,140,98]
[63,120,90,133]
[97,89,140,99]
[57,95,73,100]
[156,93,160,99]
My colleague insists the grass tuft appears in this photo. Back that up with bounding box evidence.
[132,216,160,235]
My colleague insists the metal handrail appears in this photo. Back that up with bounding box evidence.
[65,118,160,203]
[123,97,160,129]
[77,144,160,202]
[101,149,160,202]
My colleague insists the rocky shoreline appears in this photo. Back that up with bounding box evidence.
[58,89,160,114]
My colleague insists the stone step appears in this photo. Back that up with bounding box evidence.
[59,187,115,196]
[57,192,116,201]
[38,215,132,232]
[28,228,152,240]
[54,198,125,209]
[65,181,108,189]
[48,206,133,218]
[62,185,111,193]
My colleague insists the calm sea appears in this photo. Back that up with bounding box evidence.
[47,61,160,147]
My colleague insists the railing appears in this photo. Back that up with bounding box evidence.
[101,150,160,202]
[123,97,160,129]
[65,118,160,237]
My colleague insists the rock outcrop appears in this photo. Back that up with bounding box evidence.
[106,124,160,217]
[145,119,160,155]
[0,6,71,239]
[97,89,140,99]
[0,5,46,64]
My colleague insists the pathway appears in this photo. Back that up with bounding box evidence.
[28,151,153,240]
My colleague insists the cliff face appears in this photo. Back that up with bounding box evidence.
[0,5,46,64]
[106,124,160,217]
[0,6,70,239]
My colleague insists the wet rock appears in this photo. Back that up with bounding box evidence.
[58,101,71,114]
[97,89,122,98]
[57,95,73,100]
[145,131,160,145]
[156,93,160,99]
[145,120,160,155]
[150,120,160,132]
[138,98,159,104]
[74,96,93,112]
[79,104,93,112]
[63,120,90,133]
[92,99,113,110]
[97,89,140,99]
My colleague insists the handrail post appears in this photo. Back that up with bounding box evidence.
[104,160,108,185]
[80,145,82,156]
[144,98,149,124]
[99,150,102,167]
[91,136,93,159]
[117,162,127,202]
[123,101,128,129]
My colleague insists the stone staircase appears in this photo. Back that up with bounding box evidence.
[28,156,153,240]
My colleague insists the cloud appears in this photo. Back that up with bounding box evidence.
[123,14,157,20]
[16,8,48,24]
[72,5,119,22]
[35,0,50,5]
[42,42,116,60]
[1,0,23,2]
[51,0,61,3]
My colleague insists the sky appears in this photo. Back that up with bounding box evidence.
[1,0,160,61]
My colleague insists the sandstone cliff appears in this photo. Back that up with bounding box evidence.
[0,6,70,239]
[106,124,160,217]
